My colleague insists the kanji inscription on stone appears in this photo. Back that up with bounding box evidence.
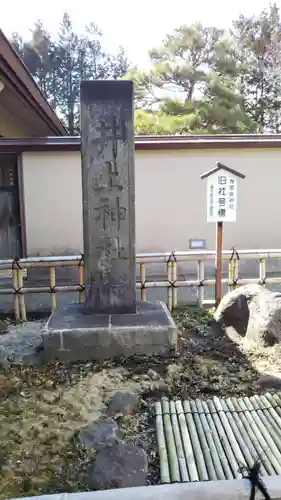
[80,80,136,314]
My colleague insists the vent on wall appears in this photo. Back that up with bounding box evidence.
[189,239,206,250]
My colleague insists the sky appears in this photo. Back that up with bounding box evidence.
[2,0,281,68]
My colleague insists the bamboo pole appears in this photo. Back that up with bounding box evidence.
[212,397,246,474]
[233,256,239,289]
[135,276,281,288]
[12,285,82,294]
[230,398,276,475]
[50,267,56,312]
[0,277,281,305]
[175,401,198,482]
[249,396,281,442]
[197,261,204,308]
[222,399,265,474]
[161,398,180,482]
[259,394,281,443]
[195,399,226,480]
[266,391,281,406]
[3,275,281,299]
[140,263,146,302]
[243,397,281,455]
[228,258,234,293]
[183,401,209,481]
[1,248,281,270]
[167,261,173,311]
[262,394,281,421]
[259,257,266,287]
[0,288,18,294]
[155,401,170,484]
[266,391,281,403]
[169,401,189,482]
[172,260,177,309]
[206,400,240,478]
[12,267,20,321]
[266,392,281,413]
[9,260,81,269]
[228,254,239,292]
[189,400,217,480]
[17,268,26,321]
[2,276,281,299]
[78,263,85,303]
[201,401,233,480]
[237,395,281,470]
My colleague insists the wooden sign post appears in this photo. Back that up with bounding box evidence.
[201,162,245,308]
[216,221,223,307]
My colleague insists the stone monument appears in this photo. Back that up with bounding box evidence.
[42,80,177,362]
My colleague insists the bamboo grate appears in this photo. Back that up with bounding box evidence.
[155,393,281,483]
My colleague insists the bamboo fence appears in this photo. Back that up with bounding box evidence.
[155,393,281,484]
[0,248,281,320]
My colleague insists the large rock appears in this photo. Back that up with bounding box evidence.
[214,284,281,346]
[87,443,148,489]
[258,374,281,389]
[78,417,122,452]
[106,391,139,417]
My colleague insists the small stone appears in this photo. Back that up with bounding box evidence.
[87,443,148,489]
[106,391,139,417]
[201,384,220,394]
[42,392,57,404]
[55,370,70,385]
[258,374,281,389]
[153,381,169,392]
[78,417,122,452]
[44,380,54,389]
[111,367,128,377]
[85,362,93,374]
[10,376,22,388]
[147,369,160,381]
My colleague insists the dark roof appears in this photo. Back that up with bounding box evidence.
[0,29,68,136]
[200,162,246,179]
[1,134,281,152]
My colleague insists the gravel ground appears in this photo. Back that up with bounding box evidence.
[1,307,281,498]
[0,321,44,368]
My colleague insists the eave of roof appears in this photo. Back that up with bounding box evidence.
[200,161,246,179]
[0,29,68,136]
[1,134,281,152]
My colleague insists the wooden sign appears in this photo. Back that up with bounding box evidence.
[202,162,245,223]
[201,162,245,307]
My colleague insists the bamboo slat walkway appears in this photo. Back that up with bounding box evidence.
[155,393,281,483]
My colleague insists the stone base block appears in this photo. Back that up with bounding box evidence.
[41,301,178,362]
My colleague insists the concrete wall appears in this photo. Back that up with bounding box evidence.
[22,151,83,255]
[0,104,33,136]
[22,147,281,257]
[11,475,281,500]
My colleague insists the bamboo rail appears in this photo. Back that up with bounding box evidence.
[0,249,281,320]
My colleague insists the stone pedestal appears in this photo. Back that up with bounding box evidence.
[42,301,177,362]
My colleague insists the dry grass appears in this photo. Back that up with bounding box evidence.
[0,364,158,498]
[1,306,280,498]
